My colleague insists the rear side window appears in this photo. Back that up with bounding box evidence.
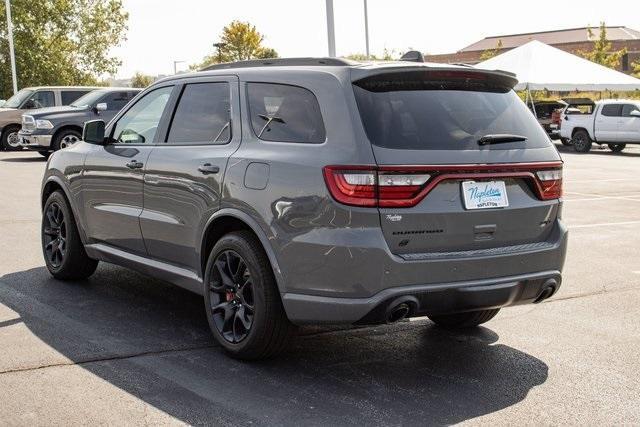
[353,71,550,150]
[601,104,622,117]
[247,83,326,143]
[167,82,231,144]
[61,90,89,105]
[621,104,640,117]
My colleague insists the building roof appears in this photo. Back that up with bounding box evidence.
[461,26,640,52]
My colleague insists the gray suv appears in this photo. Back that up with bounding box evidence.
[40,58,568,359]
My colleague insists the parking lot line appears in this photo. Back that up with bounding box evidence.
[568,220,640,229]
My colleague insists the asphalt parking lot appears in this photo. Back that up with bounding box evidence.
[1,144,639,426]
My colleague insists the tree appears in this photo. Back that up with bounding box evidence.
[632,60,640,78]
[578,22,627,69]
[0,0,128,99]
[479,39,503,61]
[131,72,153,88]
[344,48,400,61]
[192,21,278,69]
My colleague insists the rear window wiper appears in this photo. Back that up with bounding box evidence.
[478,134,527,146]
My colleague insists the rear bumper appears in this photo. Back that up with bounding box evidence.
[283,270,562,325]
[281,221,568,325]
[19,132,52,149]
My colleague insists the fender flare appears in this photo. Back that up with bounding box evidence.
[42,175,89,245]
[202,208,286,294]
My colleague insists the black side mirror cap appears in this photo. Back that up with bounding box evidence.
[83,120,106,145]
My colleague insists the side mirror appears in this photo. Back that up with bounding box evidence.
[95,103,107,112]
[630,110,640,117]
[83,120,106,145]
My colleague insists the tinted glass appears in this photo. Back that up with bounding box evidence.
[28,91,55,108]
[167,83,231,144]
[621,104,640,117]
[111,86,172,144]
[601,104,622,117]
[61,90,90,105]
[102,91,137,111]
[247,83,325,143]
[3,89,33,108]
[353,74,549,150]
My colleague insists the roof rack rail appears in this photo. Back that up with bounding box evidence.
[201,57,357,71]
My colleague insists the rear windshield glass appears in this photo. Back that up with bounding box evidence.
[353,71,550,150]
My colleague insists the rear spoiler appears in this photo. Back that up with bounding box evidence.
[351,66,519,91]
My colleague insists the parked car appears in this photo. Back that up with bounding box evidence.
[559,99,640,153]
[0,86,101,151]
[41,58,567,360]
[19,88,141,156]
[528,100,565,139]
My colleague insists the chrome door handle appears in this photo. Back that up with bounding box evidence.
[126,160,144,169]
[198,163,220,175]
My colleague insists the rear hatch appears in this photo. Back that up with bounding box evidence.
[350,67,562,256]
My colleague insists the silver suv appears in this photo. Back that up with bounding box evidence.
[41,58,567,359]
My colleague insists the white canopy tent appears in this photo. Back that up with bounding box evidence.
[477,40,640,92]
[476,40,640,115]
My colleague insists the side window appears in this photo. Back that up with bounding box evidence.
[601,104,622,117]
[111,86,173,144]
[25,91,55,108]
[167,82,231,144]
[621,104,640,117]
[247,83,326,143]
[102,91,136,111]
[61,90,89,105]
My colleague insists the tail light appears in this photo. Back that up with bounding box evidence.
[323,163,563,208]
[535,168,563,200]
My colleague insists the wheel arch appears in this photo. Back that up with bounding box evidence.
[200,209,285,294]
[571,127,589,138]
[41,176,88,245]
[52,125,83,147]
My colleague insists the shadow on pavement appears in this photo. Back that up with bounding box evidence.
[0,154,47,162]
[0,265,548,425]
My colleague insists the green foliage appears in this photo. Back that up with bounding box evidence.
[130,72,153,88]
[577,22,627,69]
[479,39,503,61]
[344,48,400,62]
[0,0,128,99]
[632,60,640,78]
[192,21,278,69]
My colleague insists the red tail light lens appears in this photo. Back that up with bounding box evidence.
[323,163,563,208]
[535,168,563,200]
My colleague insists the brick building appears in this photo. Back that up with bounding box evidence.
[424,26,640,74]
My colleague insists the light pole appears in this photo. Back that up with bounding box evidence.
[5,0,18,94]
[173,60,185,74]
[325,0,336,57]
[213,42,226,63]
[363,0,370,59]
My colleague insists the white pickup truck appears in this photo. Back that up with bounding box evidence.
[559,99,640,153]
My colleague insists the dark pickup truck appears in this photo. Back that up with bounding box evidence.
[19,88,140,155]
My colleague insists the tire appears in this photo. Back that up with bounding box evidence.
[52,129,81,151]
[42,191,98,280]
[203,231,295,360]
[428,309,500,329]
[1,125,22,151]
[608,143,626,153]
[560,137,573,146]
[572,129,592,153]
[38,151,51,159]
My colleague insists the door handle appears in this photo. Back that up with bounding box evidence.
[126,160,144,169]
[198,163,220,175]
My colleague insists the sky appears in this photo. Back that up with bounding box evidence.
[112,0,640,78]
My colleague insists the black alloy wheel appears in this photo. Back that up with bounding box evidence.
[208,250,255,343]
[43,202,67,268]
